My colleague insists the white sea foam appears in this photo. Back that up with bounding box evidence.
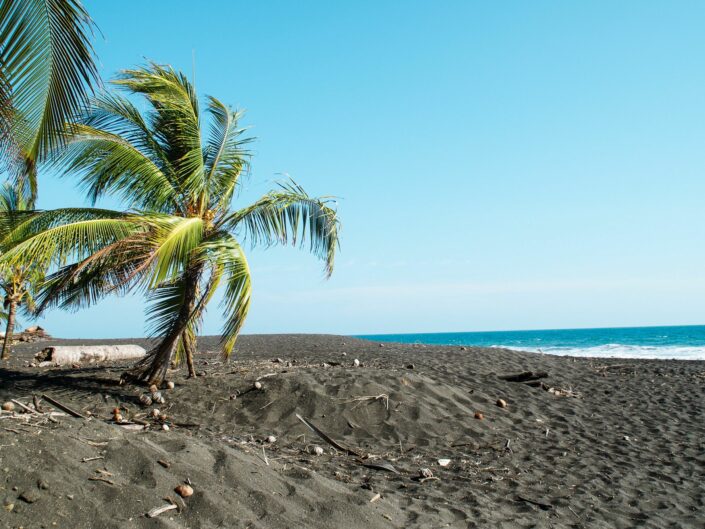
[494,343,705,360]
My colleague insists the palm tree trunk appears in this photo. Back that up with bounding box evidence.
[183,330,197,378]
[128,267,202,386]
[1,299,17,361]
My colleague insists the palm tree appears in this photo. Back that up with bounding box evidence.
[0,0,99,203]
[0,184,42,359]
[1,63,339,384]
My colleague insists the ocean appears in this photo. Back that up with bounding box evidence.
[355,325,705,360]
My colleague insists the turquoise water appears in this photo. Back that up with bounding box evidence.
[355,325,705,360]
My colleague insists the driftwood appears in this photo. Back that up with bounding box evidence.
[147,504,177,518]
[41,394,86,419]
[36,345,146,366]
[499,371,549,383]
[516,495,554,511]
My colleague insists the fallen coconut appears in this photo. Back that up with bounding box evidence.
[174,484,193,498]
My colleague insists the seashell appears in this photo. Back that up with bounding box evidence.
[113,413,123,423]
[253,381,263,390]
[1,402,15,412]
[353,359,360,367]
[165,381,175,390]
[265,435,276,443]
[474,411,484,420]
[437,459,451,467]
[162,424,170,431]
[174,484,193,497]
[496,399,507,408]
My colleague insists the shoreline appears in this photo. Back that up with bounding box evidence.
[2,334,704,528]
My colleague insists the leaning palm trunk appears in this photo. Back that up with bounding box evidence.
[127,266,202,385]
[1,298,16,360]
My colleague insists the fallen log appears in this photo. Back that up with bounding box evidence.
[36,345,147,366]
[498,371,548,383]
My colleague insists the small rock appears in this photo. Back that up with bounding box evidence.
[496,399,508,409]
[3,502,14,512]
[1,402,15,412]
[162,424,170,431]
[379,343,384,348]
[437,459,451,467]
[174,484,193,498]
[474,411,484,420]
[151,408,161,418]
[265,435,277,444]
[311,446,324,456]
[353,359,360,367]
[19,491,39,504]
[254,381,263,390]
[66,495,74,501]
[165,381,175,390]
[406,364,415,370]
[139,394,153,407]
[229,394,237,400]
[419,468,434,478]
[460,346,467,351]
[341,352,347,357]
[272,358,283,363]
[148,384,158,394]
[37,479,49,490]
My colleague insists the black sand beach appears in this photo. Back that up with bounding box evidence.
[1,334,704,528]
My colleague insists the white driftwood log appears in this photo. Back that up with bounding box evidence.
[37,345,147,365]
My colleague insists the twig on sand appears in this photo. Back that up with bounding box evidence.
[256,373,277,381]
[88,476,115,485]
[81,456,104,463]
[370,493,381,503]
[516,495,554,511]
[11,399,39,414]
[343,394,390,410]
[295,414,364,457]
[42,395,86,419]
[146,503,178,518]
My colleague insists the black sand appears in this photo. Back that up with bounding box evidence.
[1,334,704,528]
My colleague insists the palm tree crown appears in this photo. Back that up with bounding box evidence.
[2,63,340,384]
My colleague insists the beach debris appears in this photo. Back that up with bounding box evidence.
[353,358,360,367]
[254,381,263,390]
[370,493,382,503]
[162,424,170,431]
[139,394,153,407]
[265,435,277,444]
[19,490,39,503]
[499,371,549,383]
[175,484,193,498]
[88,476,115,485]
[515,495,554,511]
[474,411,484,420]
[438,459,451,467]
[406,364,415,369]
[360,460,399,474]
[272,358,284,363]
[343,393,390,410]
[158,460,171,468]
[150,408,161,418]
[165,381,175,390]
[341,352,347,356]
[379,343,384,348]
[147,503,178,518]
[311,445,324,456]
[42,394,86,419]
[4,502,14,512]
[35,344,146,365]
[496,398,508,408]
[149,384,158,393]
[460,346,467,351]
[112,407,123,423]
[152,391,166,405]
[295,413,364,457]
[2,402,15,412]
[419,468,434,479]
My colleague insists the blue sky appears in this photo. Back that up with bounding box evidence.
[32,1,705,337]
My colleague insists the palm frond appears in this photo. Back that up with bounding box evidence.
[203,96,252,211]
[113,63,203,205]
[223,180,340,277]
[0,0,99,199]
